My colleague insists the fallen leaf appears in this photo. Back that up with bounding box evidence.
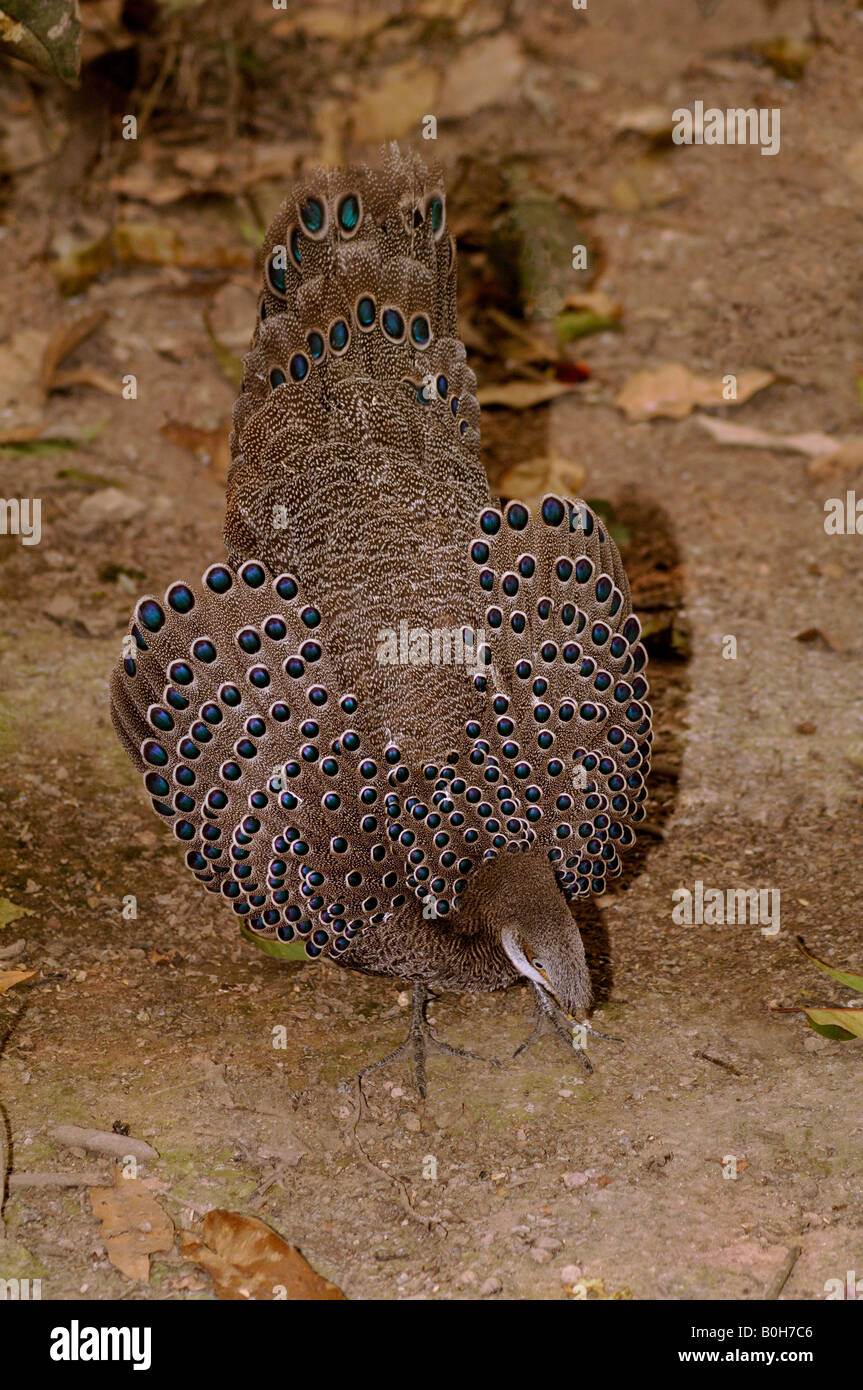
[0,897,35,929]
[113,222,248,271]
[796,938,863,992]
[181,1210,346,1300]
[807,438,863,480]
[160,421,232,478]
[49,367,122,396]
[90,1169,174,1282]
[555,310,620,347]
[349,61,438,142]
[793,627,838,651]
[758,36,814,81]
[0,0,82,84]
[616,364,775,422]
[440,34,525,119]
[39,308,107,394]
[497,455,587,512]
[269,6,388,42]
[696,415,840,457]
[614,106,674,140]
[0,969,36,995]
[802,1008,863,1042]
[477,380,583,409]
[50,231,114,295]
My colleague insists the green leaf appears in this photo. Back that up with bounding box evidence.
[0,1,82,85]
[796,937,863,992]
[0,896,35,929]
[240,926,308,962]
[803,1008,863,1041]
[555,311,620,347]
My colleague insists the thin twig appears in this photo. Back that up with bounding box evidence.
[349,1078,446,1237]
[693,1050,742,1077]
[767,1246,801,1300]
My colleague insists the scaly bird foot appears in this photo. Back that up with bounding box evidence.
[358,982,498,1099]
[514,981,624,1074]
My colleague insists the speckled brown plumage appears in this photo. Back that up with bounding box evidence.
[109,149,652,1067]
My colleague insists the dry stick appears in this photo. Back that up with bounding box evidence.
[349,1079,446,1237]
[9,1171,105,1189]
[767,1246,802,1300]
[693,1050,743,1077]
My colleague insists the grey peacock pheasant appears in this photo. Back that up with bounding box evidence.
[111,146,652,1095]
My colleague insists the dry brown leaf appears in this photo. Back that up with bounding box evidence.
[181,1209,346,1301]
[0,969,36,995]
[807,438,863,480]
[49,367,122,396]
[349,61,438,142]
[614,106,674,139]
[109,168,191,206]
[160,420,232,479]
[695,415,838,456]
[477,380,582,409]
[41,308,107,392]
[89,1170,174,1282]
[113,223,247,271]
[440,34,525,119]
[561,289,622,320]
[497,455,587,511]
[615,364,775,422]
[269,6,388,41]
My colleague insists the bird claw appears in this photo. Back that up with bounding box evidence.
[356,983,496,1099]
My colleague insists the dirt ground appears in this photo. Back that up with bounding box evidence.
[1,0,861,1301]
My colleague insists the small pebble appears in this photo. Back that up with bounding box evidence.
[480,1276,502,1296]
[562,1171,588,1188]
[560,1264,583,1284]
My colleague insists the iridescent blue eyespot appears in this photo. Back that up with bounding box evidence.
[357,295,376,327]
[238,629,260,654]
[290,353,310,382]
[205,566,232,594]
[240,563,266,589]
[138,600,164,633]
[299,196,325,234]
[382,308,405,340]
[269,368,287,389]
[249,667,270,688]
[289,229,301,267]
[306,330,325,360]
[267,252,286,293]
[192,639,216,663]
[275,574,298,601]
[436,374,448,398]
[329,319,349,352]
[506,503,528,531]
[410,313,431,347]
[149,707,174,732]
[338,194,360,232]
[542,496,565,527]
[145,772,169,796]
[428,196,444,233]
[480,509,501,536]
[167,584,194,614]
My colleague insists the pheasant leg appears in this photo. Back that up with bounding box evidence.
[358,983,493,1099]
[514,982,598,1073]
